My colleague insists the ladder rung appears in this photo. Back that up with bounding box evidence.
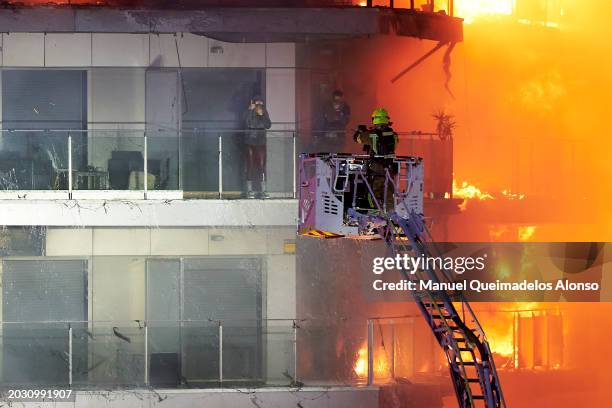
[459,347,472,352]
[472,396,485,400]
[466,378,480,383]
[423,302,446,307]
[449,326,477,333]
[459,361,478,366]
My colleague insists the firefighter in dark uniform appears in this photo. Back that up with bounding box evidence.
[353,108,398,211]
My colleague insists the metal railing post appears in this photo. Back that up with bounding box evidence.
[391,321,396,380]
[178,129,183,191]
[293,320,298,383]
[144,324,149,385]
[218,134,223,199]
[219,322,223,386]
[68,325,73,386]
[68,135,73,199]
[367,319,374,386]
[292,132,297,199]
[144,134,148,199]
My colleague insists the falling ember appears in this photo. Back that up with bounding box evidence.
[354,347,368,377]
[489,225,509,240]
[518,225,537,241]
[501,189,525,200]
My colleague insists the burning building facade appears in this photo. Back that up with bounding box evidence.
[0,1,609,407]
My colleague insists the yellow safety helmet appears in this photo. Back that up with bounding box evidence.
[371,108,390,125]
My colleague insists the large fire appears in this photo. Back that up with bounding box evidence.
[353,343,393,380]
[454,0,513,24]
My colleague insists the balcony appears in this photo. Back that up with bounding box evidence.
[0,129,296,200]
[0,316,452,389]
[0,129,453,201]
[1,311,559,389]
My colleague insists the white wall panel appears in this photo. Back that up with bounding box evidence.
[266,255,296,320]
[92,33,149,67]
[45,33,92,67]
[2,33,44,67]
[46,228,93,256]
[92,228,150,256]
[266,227,296,255]
[208,228,268,255]
[50,388,380,408]
[208,40,265,68]
[149,33,207,67]
[266,68,295,124]
[150,228,210,255]
[0,200,298,227]
[265,43,295,68]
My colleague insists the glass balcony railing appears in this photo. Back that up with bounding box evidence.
[0,129,298,199]
[0,129,454,199]
[0,319,298,389]
[0,316,444,389]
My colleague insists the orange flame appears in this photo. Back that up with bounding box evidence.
[518,225,537,241]
[354,347,368,377]
[455,0,513,24]
[453,180,494,200]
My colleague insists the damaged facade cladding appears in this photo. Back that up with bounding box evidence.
[0,6,462,43]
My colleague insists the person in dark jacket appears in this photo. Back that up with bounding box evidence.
[244,96,272,198]
[319,89,351,153]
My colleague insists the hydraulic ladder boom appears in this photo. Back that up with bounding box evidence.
[387,210,506,408]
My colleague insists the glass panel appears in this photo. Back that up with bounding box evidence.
[0,132,69,190]
[371,320,395,384]
[298,320,367,386]
[72,131,145,190]
[1,322,70,386]
[393,318,416,380]
[264,321,296,386]
[180,131,219,196]
[222,320,262,386]
[265,131,294,198]
[146,131,180,190]
[181,321,220,386]
[146,259,181,387]
[221,132,247,198]
[147,321,181,387]
[72,323,146,387]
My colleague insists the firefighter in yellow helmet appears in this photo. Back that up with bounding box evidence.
[353,108,399,211]
[353,108,398,155]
